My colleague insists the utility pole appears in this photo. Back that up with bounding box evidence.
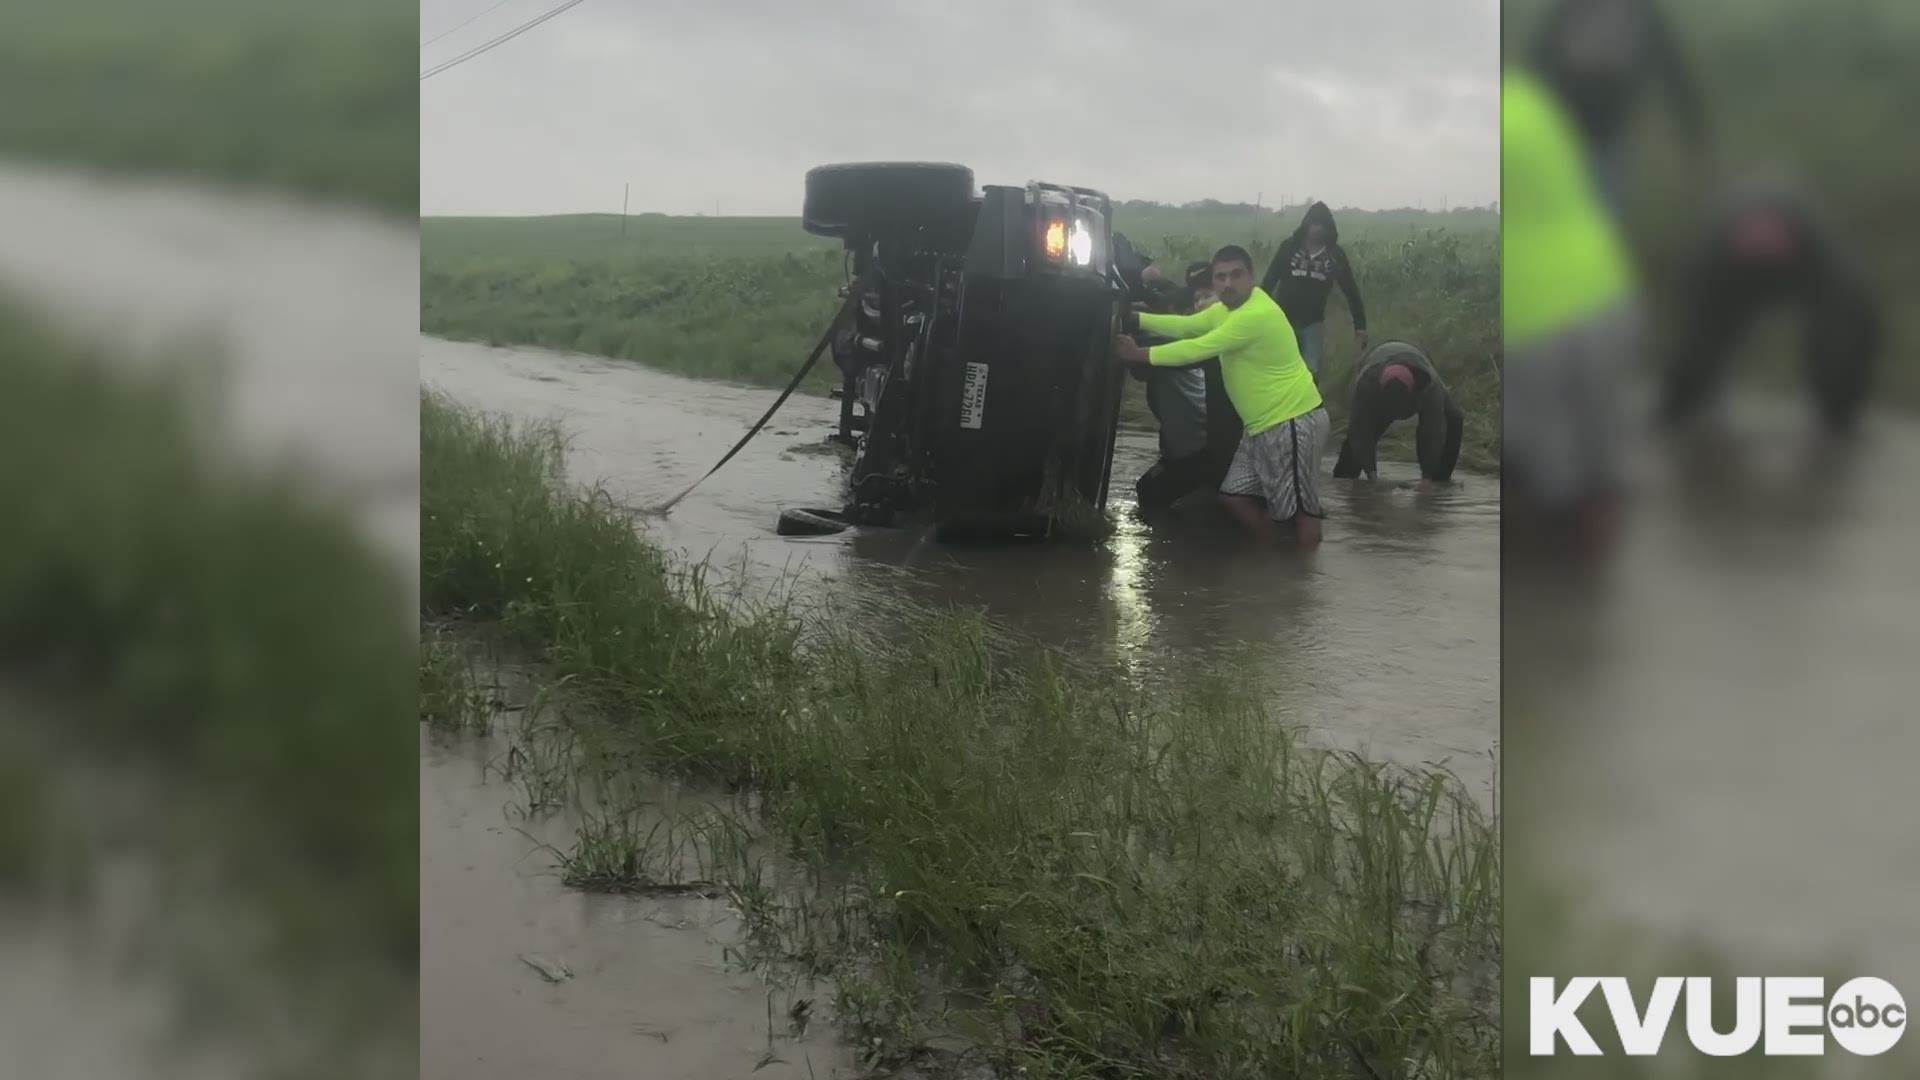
[622,182,629,238]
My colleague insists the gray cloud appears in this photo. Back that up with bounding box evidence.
[422,0,1498,216]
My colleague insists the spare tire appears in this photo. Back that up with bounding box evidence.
[776,507,851,537]
[802,162,976,240]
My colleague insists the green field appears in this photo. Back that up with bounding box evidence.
[421,202,1502,472]
[422,390,1500,1077]
[0,0,416,215]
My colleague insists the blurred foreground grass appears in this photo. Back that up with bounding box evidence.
[0,298,416,1077]
[421,206,1502,472]
[0,0,416,215]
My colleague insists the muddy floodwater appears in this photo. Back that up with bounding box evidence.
[420,334,1499,1078]
[421,336,1501,786]
[421,729,860,1080]
[1505,396,1920,1021]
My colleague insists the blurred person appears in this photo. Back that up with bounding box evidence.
[1332,340,1465,485]
[1657,174,1883,439]
[1116,245,1329,546]
[1128,261,1246,514]
[1501,65,1643,571]
[1116,242,1209,507]
[1527,0,1708,215]
[1259,201,1369,379]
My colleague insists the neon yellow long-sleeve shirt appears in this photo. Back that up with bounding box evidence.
[1138,287,1320,436]
[1502,67,1637,349]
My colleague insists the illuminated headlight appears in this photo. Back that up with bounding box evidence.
[1067,219,1094,266]
[1042,218,1068,261]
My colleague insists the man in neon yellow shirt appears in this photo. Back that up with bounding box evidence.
[1115,245,1329,546]
[1503,65,1643,566]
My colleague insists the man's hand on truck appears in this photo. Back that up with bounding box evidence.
[1113,334,1149,363]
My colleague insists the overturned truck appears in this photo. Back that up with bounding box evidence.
[778,162,1131,540]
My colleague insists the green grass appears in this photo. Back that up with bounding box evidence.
[421,204,1502,472]
[0,297,417,1076]
[0,0,416,215]
[420,390,1502,1078]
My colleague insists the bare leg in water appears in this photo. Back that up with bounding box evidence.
[1293,513,1323,546]
[1220,494,1322,546]
[1220,493,1280,542]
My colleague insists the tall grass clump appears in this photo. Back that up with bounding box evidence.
[421,206,1501,472]
[420,391,1501,1078]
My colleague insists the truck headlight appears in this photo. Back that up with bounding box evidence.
[1067,219,1094,266]
[1042,218,1068,262]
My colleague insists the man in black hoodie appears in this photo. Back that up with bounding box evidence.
[1527,0,1707,215]
[1260,201,1368,380]
[1332,341,1465,485]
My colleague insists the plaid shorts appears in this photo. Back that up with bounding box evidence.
[1220,408,1329,521]
[1504,302,1642,511]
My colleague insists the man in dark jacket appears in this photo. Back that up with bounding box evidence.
[1527,0,1707,215]
[1129,261,1245,513]
[1260,201,1368,379]
[1113,235,1206,464]
[1332,341,1465,484]
[1657,175,1881,437]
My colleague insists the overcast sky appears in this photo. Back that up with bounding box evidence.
[420,0,1500,217]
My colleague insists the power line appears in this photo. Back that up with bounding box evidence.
[421,0,521,50]
[420,0,591,82]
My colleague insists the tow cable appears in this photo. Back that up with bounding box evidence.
[642,290,857,517]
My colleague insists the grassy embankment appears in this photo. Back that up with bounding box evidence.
[420,389,1501,1078]
[421,205,1501,472]
[0,0,416,215]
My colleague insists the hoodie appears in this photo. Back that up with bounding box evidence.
[1527,0,1704,149]
[1661,175,1882,431]
[1332,341,1465,482]
[1260,202,1368,333]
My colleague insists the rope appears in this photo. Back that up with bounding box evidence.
[642,291,858,516]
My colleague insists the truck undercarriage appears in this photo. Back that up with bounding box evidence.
[783,162,1133,540]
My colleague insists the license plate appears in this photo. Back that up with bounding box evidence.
[959,362,988,430]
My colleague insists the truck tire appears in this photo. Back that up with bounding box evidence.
[776,507,850,537]
[802,162,975,240]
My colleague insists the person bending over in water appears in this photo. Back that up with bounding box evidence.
[1115,245,1329,546]
[1333,341,1466,486]
[1658,175,1882,438]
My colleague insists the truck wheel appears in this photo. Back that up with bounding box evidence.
[802,162,975,240]
[776,507,850,537]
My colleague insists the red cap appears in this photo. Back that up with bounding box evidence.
[1379,363,1416,393]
